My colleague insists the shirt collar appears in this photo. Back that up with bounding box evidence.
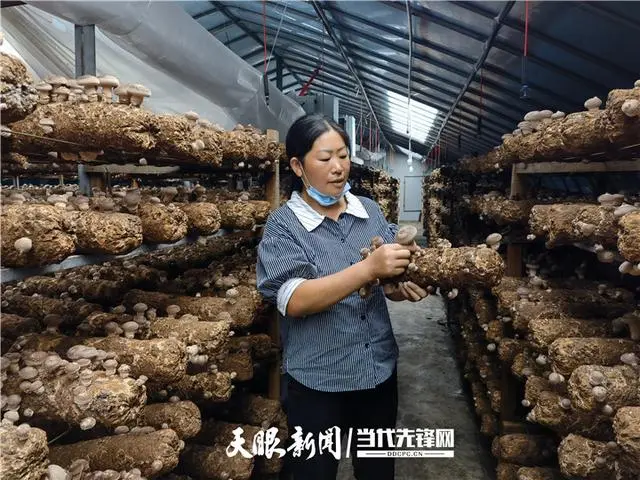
[286,190,369,232]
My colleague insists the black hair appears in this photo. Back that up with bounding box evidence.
[285,114,350,194]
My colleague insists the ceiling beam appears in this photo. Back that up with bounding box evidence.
[235,9,573,113]
[429,1,515,154]
[452,1,639,80]
[208,1,304,90]
[310,0,393,151]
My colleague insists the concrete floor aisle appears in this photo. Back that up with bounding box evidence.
[337,295,495,480]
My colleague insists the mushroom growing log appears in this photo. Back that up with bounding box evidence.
[76,311,134,337]
[524,376,553,408]
[181,444,255,480]
[613,407,640,474]
[219,349,253,382]
[0,424,48,480]
[0,52,38,123]
[496,463,521,480]
[528,316,612,349]
[499,339,531,365]
[516,467,564,480]
[598,82,640,144]
[2,350,146,428]
[138,203,189,244]
[193,419,285,475]
[73,211,143,254]
[16,333,187,383]
[558,434,613,480]
[469,194,534,225]
[1,294,101,331]
[549,338,639,376]
[229,334,277,360]
[618,211,640,263]
[400,244,505,290]
[49,429,181,478]
[139,401,201,439]
[217,201,258,230]
[491,434,557,466]
[179,202,221,235]
[529,203,618,247]
[221,125,268,160]
[150,316,231,359]
[7,103,226,166]
[0,313,41,342]
[123,288,261,329]
[529,391,613,440]
[510,298,632,333]
[148,371,233,403]
[205,393,286,430]
[568,365,640,412]
[1,204,76,267]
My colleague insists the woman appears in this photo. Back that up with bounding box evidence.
[257,114,427,480]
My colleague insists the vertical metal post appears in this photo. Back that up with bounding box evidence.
[74,24,96,77]
[276,57,284,91]
[78,165,91,196]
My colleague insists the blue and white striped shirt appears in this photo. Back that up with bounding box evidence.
[256,190,399,392]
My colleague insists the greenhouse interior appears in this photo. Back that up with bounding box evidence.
[1,1,639,480]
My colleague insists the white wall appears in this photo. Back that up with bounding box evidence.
[386,153,430,223]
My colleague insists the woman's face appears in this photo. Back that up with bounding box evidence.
[292,129,350,197]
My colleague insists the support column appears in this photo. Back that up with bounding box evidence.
[276,57,283,91]
[74,24,96,77]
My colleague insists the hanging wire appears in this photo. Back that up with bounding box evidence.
[262,0,268,76]
[520,0,530,99]
[406,0,413,160]
[264,0,289,73]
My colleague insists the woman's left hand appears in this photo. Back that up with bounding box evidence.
[384,281,428,302]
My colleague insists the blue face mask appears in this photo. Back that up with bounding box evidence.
[300,168,351,207]
[307,181,351,206]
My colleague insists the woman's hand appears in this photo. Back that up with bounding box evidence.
[384,281,428,302]
[364,243,411,280]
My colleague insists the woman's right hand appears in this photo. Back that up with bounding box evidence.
[364,243,412,280]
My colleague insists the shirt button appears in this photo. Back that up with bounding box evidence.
[365,343,370,349]
[360,314,366,320]
[340,238,345,243]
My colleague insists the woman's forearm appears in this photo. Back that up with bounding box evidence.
[286,261,375,317]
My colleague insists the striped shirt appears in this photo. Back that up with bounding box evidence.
[256,190,399,392]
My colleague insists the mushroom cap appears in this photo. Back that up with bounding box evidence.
[597,193,625,205]
[128,84,151,97]
[53,86,70,95]
[538,110,553,118]
[35,82,53,92]
[98,75,120,88]
[614,203,638,217]
[76,75,100,87]
[121,321,139,332]
[14,237,32,253]
[67,79,80,89]
[133,303,148,313]
[584,96,602,110]
[523,111,540,121]
[551,111,566,119]
[485,233,502,245]
[114,84,130,96]
[184,111,200,121]
[39,118,55,126]
[166,305,181,315]
[49,75,68,86]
